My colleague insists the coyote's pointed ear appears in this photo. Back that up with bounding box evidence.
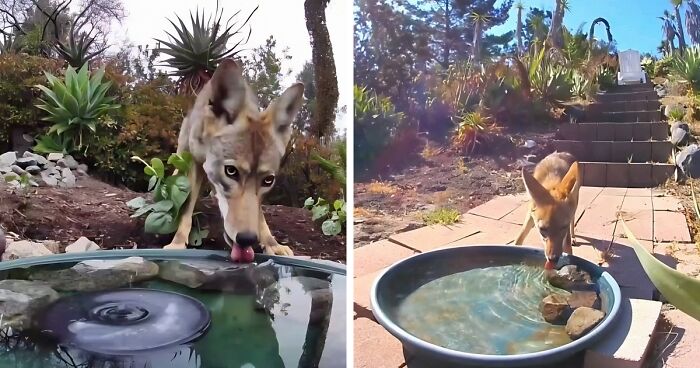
[559,162,581,196]
[267,83,304,135]
[522,168,552,206]
[209,59,246,120]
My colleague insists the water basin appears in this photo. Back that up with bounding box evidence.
[0,249,346,368]
[371,246,621,367]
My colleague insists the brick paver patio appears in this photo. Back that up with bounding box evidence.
[354,186,699,368]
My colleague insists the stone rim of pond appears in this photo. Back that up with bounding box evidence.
[370,245,622,367]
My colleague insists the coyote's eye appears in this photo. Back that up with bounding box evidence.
[224,165,239,180]
[261,175,275,187]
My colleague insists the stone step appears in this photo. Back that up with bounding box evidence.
[579,162,675,187]
[596,91,659,103]
[586,111,662,123]
[557,123,668,142]
[587,100,661,114]
[605,83,655,93]
[554,140,672,163]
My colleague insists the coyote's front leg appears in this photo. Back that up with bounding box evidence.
[259,210,293,256]
[164,165,204,249]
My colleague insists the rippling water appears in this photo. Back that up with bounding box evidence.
[396,264,572,355]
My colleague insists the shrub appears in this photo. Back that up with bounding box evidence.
[671,45,700,92]
[33,64,120,154]
[86,76,192,190]
[422,207,460,225]
[451,111,501,155]
[0,54,63,149]
[354,85,404,173]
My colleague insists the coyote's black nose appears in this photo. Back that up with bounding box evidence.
[548,255,560,264]
[235,232,258,247]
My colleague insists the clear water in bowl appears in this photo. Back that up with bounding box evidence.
[396,264,572,355]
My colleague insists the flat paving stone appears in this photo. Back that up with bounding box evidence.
[618,210,654,241]
[467,193,528,220]
[601,187,628,196]
[501,202,529,225]
[625,187,652,197]
[354,270,382,311]
[576,194,626,236]
[584,299,662,368]
[389,214,497,251]
[652,195,682,211]
[653,211,692,243]
[442,225,523,248]
[653,309,700,368]
[355,239,419,277]
[354,317,405,368]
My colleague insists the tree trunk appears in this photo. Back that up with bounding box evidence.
[472,20,482,62]
[676,5,688,54]
[441,0,451,68]
[305,0,339,138]
[516,6,524,55]
[547,0,565,49]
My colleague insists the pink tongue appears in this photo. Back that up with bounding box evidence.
[230,246,255,263]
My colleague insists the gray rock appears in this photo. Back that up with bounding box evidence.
[25,165,41,175]
[47,153,64,162]
[672,121,690,133]
[59,155,79,169]
[547,265,594,290]
[0,152,16,167]
[60,168,75,187]
[567,291,601,310]
[29,257,159,291]
[158,260,211,288]
[0,280,59,330]
[10,165,26,176]
[565,307,605,340]
[28,179,39,187]
[14,157,36,169]
[77,163,88,175]
[1,240,54,261]
[0,166,10,174]
[65,237,100,253]
[23,151,47,167]
[40,171,59,186]
[671,126,690,146]
[540,294,571,324]
[0,228,5,254]
[677,144,700,178]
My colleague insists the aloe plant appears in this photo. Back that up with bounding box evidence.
[34,64,120,154]
[55,32,107,68]
[671,45,700,92]
[155,6,257,94]
[620,218,700,321]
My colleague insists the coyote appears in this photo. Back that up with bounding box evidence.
[164,59,304,262]
[514,152,582,266]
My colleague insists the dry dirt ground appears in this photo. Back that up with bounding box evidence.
[354,127,556,247]
[0,175,346,263]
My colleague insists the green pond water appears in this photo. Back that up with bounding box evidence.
[396,264,572,355]
[0,260,346,368]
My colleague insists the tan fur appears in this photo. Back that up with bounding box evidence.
[164,60,304,256]
[514,152,582,261]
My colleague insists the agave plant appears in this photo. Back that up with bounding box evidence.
[670,45,700,91]
[452,111,499,155]
[54,32,108,68]
[156,6,258,94]
[34,64,120,154]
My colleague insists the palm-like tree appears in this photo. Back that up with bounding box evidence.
[672,0,688,53]
[660,10,680,55]
[469,11,491,62]
[516,1,525,55]
[547,0,569,49]
[687,0,700,45]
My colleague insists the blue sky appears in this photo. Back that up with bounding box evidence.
[491,0,685,55]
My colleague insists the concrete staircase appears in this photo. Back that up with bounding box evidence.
[554,84,675,187]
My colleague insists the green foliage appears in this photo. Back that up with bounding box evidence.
[671,45,700,92]
[668,106,686,121]
[354,85,403,173]
[571,71,593,98]
[641,56,672,79]
[312,141,346,188]
[33,64,120,154]
[86,74,192,190]
[128,152,194,235]
[242,36,291,107]
[55,33,106,68]
[452,111,497,154]
[156,6,257,93]
[303,197,346,236]
[621,218,700,322]
[0,54,63,146]
[595,66,617,90]
[422,207,461,225]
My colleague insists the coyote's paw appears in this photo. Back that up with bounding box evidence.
[265,244,294,257]
[163,242,187,250]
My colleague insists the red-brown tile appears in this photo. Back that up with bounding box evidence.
[355,240,419,277]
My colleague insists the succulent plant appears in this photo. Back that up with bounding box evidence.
[34,64,120,154]
[155,6,258,94]
[54,32,108,68]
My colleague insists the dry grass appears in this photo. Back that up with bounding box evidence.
[366,181,398,195]
[421,142,441,159]
[354,206,375,218]
[455,158,468,174]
